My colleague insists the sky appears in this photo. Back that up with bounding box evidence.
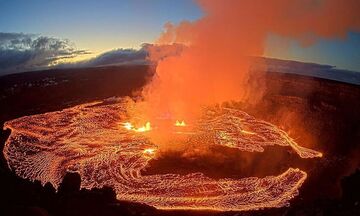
[265,32,360,72]
[0,0,202,52]
[0,0,359,72]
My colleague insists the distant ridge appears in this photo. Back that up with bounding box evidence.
[1,57,359,85]
[252,57,360,85]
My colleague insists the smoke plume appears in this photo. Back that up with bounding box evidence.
[139,0,360,122]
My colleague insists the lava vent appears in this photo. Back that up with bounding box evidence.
[3,97,322,211]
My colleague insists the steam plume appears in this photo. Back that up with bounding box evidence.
[139,0,360,121]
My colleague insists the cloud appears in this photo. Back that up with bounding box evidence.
[59,43,185,68]
[51,43,186,70]
[0,32,90,75]
[0,32,186,75]
[64,47,148,68]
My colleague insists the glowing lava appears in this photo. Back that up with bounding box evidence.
[143,148,156,155]
[122,121,151,132]
[175,120,186,127]
[3,97,322,211]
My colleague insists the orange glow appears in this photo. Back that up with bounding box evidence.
[175,120,186,127]
[3,98,323,211]
[240,130,256,135]
[123,122,133,130]
[122,121,151,132]
[137,0,360,128]
[143,148,156,155]
[134,122,151,132]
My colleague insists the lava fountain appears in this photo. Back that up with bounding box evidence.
[3,97,322,211]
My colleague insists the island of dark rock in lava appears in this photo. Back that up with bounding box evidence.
[3,97,322,211]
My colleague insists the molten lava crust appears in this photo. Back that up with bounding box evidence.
[3,97,322,211]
